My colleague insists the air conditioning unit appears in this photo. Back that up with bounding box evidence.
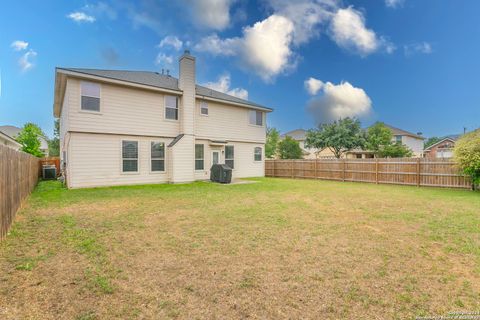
[42,165,57,180]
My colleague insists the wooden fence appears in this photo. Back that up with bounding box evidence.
[40,157,61,177]
[0,145,40,239]
[265,158,471,189]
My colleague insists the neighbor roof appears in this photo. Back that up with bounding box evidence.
[424,136,459,151]
[383,124,424,139]
[0,125,49,149]
[0,129,21,147]
[56,68,272,112]
[281,129,307,140]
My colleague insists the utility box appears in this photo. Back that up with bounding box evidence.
[42,165,57,180]
[210,164,232,184]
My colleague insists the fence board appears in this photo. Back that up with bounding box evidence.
[265,158,471,189]
[0,145,40,240]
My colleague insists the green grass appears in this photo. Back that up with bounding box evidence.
[0,178,479,319]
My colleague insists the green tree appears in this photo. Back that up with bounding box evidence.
[424,136,441,149]
[15,123,45,157]
[265,127,280,158]
[454,129,480,189]
[48,119,60,157]
[278,136,303,159]
[365,122,393,155]
[378,143,413,158]
[305,117,365,159]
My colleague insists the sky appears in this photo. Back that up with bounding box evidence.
[0,0,479,139]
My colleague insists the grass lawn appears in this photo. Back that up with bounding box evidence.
[0,178,479,319]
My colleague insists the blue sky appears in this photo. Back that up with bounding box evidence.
[1,0,479,138]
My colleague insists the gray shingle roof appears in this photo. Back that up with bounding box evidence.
[383,124,424,139]
[280,129,307,140]
[58,68,271,111]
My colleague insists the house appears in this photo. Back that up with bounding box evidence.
[0,125,49,155]
[346,124,425,158]
[423,135,459,159]
[53,51,272,188]
[0,129,21,150]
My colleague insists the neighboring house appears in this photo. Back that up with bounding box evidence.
[0,125,49,155]
[423,135,459,159]
[0,130,21,150]
[347,124,425,158]
[280,129,317,159]
[53,51,272,188]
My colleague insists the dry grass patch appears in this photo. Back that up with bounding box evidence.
[0,178,479,319]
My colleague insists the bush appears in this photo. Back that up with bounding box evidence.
[454,129,480,189]
[278,136,303,159]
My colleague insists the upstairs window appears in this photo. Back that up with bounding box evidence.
[395,135,402,143]
[195,144,204,170]
[225,145,234,169]
[81,81,100,112]
[165,95,178,120]
[122,141,138,172]
[200,102,208,116]
[254,147,262,162]
[151,142,165,172]
[249,110,263,126]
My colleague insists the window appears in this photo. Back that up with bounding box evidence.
[395,135,402,143]
[122,141,138,172]
[200,102,208,116]
[249,110,263,126]
[195,144,204,170]
[225,145,234,169]
[81,81,100,112]
[165,95,178,120]
[254,147,262,161]
[151,142,165,172]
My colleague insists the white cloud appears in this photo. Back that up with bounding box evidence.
[404,42,432,56]
[184,0,233,30]
[196,15,295,81]
[307,80,372,124]
[203,74,248,100]
[385,0,404,8]
[330,6,391,56]
[11,40,29,51]
[266,0,337,45]
[304,77,324,95]
[67,12,96,23]
[18,50,37,72]
[158,36,183,51]
[155,53,174,66]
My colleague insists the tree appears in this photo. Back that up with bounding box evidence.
[365,122,393,155]
[305,117,365,158]
[48,119,60,157]
[15,123,45,157]
[278,136,303,159]
[454,129,480,189]
[424,136,441,149]
[265,127,280,158]
[378,143,413,158]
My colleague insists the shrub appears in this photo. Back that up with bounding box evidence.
[454,129,480,189]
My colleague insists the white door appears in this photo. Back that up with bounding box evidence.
[212,151,220,165]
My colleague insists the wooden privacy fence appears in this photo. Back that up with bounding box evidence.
[0,145,40,239]
[265,158,471,189]
[40,157,61,177]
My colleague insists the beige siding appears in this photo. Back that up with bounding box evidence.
[195,100,266,143]
[194,139,264,180]
[169,135,195,183]
[179,55,195,135]
[402,136,424,157]
[68,132,170,188]
[67,78,179,137]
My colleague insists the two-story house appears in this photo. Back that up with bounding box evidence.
[53,51,272,188]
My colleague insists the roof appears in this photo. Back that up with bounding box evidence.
[56,68,272,112]
[0,125,49,150]
[424,136,458,151]
[0,130,21,147]
[280,129,307,140]
[383,124,424,140]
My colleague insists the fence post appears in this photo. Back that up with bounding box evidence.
[342,159,346,182]
[273,160,276,177]
[291,160,294,179]
[375,158,379,184]
[416,158,421,187]
[314,158,317,179]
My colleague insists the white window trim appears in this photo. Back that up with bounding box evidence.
[120,140,139,175]
[200,101,209,116]
[150,141,166,174]
[248,110,264,127]
[195,144,205,171]
[164,95,179,121]
[254,147,263,162]
[225,145,235,170]
[80,81,102,114]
